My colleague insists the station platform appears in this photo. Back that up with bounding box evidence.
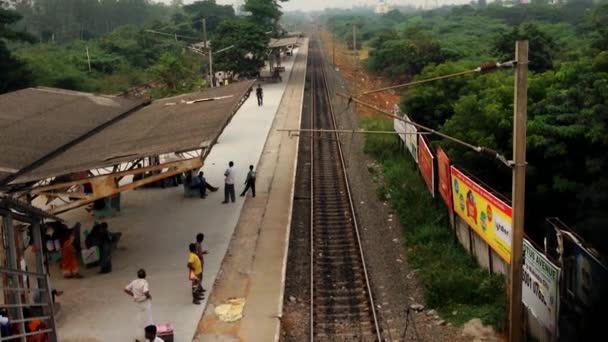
[50,44,304,342]
[195,39,308,342]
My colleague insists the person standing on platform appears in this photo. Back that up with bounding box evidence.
[195,233,208,293]
[240,165,256,198]
[222,161,236,204]
[187,243,204,304]
[256,84,263,106]
[124,269,153,342]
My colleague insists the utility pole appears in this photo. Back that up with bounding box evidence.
[85,46,92,72]
[202,18,213,87]
[331,19,336,67]
[353,22,357,110]
[508,40,528,342]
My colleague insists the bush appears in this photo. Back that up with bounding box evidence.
[362,116,506,330]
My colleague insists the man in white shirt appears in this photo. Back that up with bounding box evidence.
[144,325,165,342]
[124,269,153,342]
[221,161,236,204]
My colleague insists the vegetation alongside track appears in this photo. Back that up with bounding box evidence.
[362,117,506,330]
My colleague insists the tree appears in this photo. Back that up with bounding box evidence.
[493,22,557,72]
[367,27,444,80]
[212,19,268,77]
[243,0,287,33]
[0,0,34,93]
[150,51,203,95]
[183,0,235,33]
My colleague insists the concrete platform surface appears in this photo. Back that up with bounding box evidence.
[195,38,308,342]
[51,48,301,342]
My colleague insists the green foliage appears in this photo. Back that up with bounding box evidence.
[150,51,204,96]
[243,0,284,33]
[183,0,235,33]
[0,0,33,93]
[11,0,176,42]
[362,116,506,330]
[212,19,269,77]
[493,22,557,72]
[367,27,444,80]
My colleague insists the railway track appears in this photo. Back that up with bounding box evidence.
[308,38,382,341]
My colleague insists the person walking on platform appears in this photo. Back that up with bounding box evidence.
[256,84,263,106]
[240,165,256,198]
[187,243,204,304]
[222,161,236,204]
[124,269,153,342]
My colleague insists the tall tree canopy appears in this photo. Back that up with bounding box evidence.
[212,19,268,77]
[243,0,286,33]
[0,0,33,93]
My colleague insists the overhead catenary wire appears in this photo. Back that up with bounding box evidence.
[337,93,512,168]
[356,60,516,97]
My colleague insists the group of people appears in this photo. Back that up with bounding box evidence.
[186,161,257,204]
[123,232,208,341]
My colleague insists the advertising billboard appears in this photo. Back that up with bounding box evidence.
[436,147,452,209]
[418,136,434,197]
[523,239,560,333]
[451,166,512,262]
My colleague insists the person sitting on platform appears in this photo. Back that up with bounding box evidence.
[198,171,218,195]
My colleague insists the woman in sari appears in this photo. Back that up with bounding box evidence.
[61,233,82,278]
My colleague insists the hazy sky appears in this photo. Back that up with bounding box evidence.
[175,1,472,13]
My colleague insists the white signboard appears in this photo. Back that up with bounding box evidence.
[393,106,407,144]
[393,104,418,163]
[522,239,560,334]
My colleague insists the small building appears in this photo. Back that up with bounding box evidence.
[375,0,393,14]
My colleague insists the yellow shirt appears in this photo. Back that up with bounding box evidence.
[188,252,202,275]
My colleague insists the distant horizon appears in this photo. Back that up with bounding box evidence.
[157,0,474,13]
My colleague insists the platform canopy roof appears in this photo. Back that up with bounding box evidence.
[269,37,298,49]
[0,81,254,187]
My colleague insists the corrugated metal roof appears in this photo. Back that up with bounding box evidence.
[13,81,254,184]
[0,87,148,184]
[269,37,298,49]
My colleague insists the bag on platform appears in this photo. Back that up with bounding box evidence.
[81,246,100,265]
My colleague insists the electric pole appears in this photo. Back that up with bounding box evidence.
[509,40,528,342]
[353,22,357,110]
[202,18,214,88]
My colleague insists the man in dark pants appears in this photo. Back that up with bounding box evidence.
[222,161,236,204]
[256,84,263,106]
[240,165,256,198]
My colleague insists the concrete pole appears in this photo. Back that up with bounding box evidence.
[86,46,91,73]
[209,49,214,88]
[509,40,528,342]
[202,18,212,87]
[353,23,357,110]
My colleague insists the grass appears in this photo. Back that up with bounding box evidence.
[361,116,506,330]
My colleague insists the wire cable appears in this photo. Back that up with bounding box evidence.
[356,60,516,97]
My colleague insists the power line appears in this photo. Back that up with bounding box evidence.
[356,60,515,97]
[337,93,512,168]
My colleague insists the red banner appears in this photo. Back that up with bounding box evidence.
[436,147,452,209]
[417,135,434,197]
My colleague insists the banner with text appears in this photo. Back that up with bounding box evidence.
[418,136,435,197]
[451,166,512,262]
[436,147,452,210]
[523,239,560,334]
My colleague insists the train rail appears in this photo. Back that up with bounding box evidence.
[308,38,382,341]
